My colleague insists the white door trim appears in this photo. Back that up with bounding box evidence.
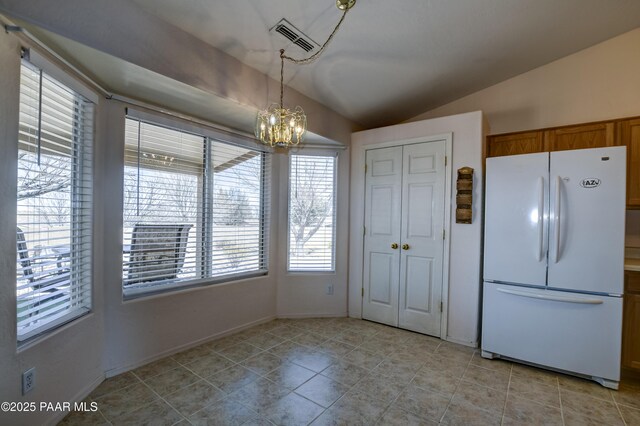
[350,133,453,339]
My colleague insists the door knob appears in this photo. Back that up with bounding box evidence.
[391,243,398,249]
[402,244,410,250]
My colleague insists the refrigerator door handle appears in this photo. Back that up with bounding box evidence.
[537,176,545,262]
[553,175,562,263]
[496,287,604,305]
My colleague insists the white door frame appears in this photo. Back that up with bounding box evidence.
[349,133,453,339]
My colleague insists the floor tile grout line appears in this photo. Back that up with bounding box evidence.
[556,376,566,426]
[613,395,629,426]
[437,348,475,424]
[499,363,513,426]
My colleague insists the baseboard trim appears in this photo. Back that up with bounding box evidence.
[445,336,478,348]
[105,315,276,378]
[45,374,104,426]
[277,312,347,319]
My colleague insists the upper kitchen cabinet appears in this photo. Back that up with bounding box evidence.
[486,131,545,157]
[487,117,640,207]
[545,122,615,151]
[618,118,640,208]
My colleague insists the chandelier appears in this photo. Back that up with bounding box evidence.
[255,0,356,148]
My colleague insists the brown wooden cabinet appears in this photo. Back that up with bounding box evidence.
[618,118,640,208]
[623,271,640,372]
[486,131,545,157]
[545,122,614,151]
[487,117,640,207]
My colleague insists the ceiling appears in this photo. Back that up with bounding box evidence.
[124,0,640,128]
[3,0,640,133]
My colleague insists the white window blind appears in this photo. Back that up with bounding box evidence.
[211,141,269,278]
[123,118,268,296]
[288,155,336,271]
[16,60,94,341]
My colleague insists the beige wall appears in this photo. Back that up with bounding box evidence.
[409,28,640,136]
[409,28,640,247]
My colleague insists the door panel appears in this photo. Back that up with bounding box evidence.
[484,153,549,286]
[403,255,433,313]
[369,252,394,304]
[548,147,626,294]
[399,142,446,336]
[363,147,402,327]
[406,184,433,238]
[370,186,394,235]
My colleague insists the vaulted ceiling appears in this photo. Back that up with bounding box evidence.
[2,0,640,132]
[127,0,640,127]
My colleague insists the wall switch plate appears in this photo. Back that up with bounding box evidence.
[22,367,35,395]
[326,284,334,295]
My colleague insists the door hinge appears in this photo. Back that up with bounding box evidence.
[444,156,447,167]
[440,301,443,312]
[363,226,366,236]
[361,288,364,298]
[364,163,367,174]
[442,229,445,240]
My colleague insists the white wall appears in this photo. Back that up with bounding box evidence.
[0,31,105,426]
[275,148,350,318]
[350,111,486,346]
[409,28,640,135]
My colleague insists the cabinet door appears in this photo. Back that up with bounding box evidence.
[622,291,640,371]
[618,118,640,208]
[545,123,615,152]
[487,131,544,158]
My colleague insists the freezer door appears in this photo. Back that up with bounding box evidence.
[482,282,622,382]
[548,147,626,295]
[484,153,549,285]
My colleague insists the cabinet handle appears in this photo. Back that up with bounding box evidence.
[402,244,410,250]
[391,243,398,249]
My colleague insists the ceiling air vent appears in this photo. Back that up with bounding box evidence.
[270,19,320,53]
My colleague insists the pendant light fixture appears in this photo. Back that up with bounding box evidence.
[255,0,356,148]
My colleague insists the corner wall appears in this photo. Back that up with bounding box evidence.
[0,30,105,426]
[274,147,351,319]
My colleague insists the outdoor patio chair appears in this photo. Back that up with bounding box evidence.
[126,223,192,285]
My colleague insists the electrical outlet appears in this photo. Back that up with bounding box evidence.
[22,367,35,395]
[326,284,334,295]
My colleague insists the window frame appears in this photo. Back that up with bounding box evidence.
[286,153,338,273]
[15,58,96,343]
[121,114,271,299]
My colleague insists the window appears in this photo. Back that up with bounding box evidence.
[123,118,268,296]
[288,155,336,271]
[16,61,94,341]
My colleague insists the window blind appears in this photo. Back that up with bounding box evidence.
[288,155,336,271]
[16,60,94,341]
[123,118,268,296]
[211,142,269,277]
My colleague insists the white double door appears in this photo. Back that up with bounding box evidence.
[362,141,446,336]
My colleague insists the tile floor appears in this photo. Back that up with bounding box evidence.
[60,318,640,425]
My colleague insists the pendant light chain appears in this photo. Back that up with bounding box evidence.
[255,1,355,148]
[280,8,350,65]
[280,51,285,109]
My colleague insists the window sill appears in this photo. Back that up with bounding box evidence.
[17,310,94,353]
[122,270,269,302]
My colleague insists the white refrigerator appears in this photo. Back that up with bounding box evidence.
[482,146,626,389]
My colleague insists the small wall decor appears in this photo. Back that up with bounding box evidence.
[456,167,474,224]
